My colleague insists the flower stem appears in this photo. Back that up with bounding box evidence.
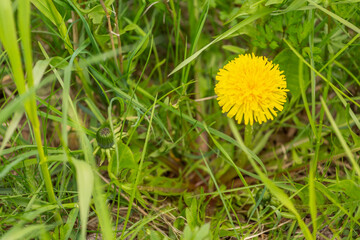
[220,124,253,184]
[33,119,62,223]
[239,124,253,168]
[244,124,253,151]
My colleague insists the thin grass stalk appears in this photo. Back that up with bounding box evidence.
[312,62,331,237]
[221,124,252,184]
[298,59,316,136]
[309,8,316,132]
[0,0,62,223]
[113,5,123,74]
[308,9,317,237]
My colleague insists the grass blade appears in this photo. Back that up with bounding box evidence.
[320,96,360,176]
[72,158,94,240]
[169,8,272,76]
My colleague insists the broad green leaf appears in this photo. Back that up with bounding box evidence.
[33,58,52,86]
[18,0,34,89]
[281,0,306,13]
[110,141,138,176]
[185,198,198,229]
[194,223,211,240]
[88,5,106,25]
[284,38,360,109]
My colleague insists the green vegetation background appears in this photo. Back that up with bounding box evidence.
[0,0,360,239]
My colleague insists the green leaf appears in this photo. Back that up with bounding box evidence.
[61,208,79,240]
[72,158,94,240]
[332,180,360,200]
[0,0,26,94]
[194,223,211,240]
[273,48,309,103]
[187,198,198,229]
[119,23,139,35]
[32,58,52,86]
[182,223,211,240]
[110,141,138,176]
[0,224,47,240]
[269,41,279,49]
[31,0,74,54]
[265,0,284,6]
[30,0,56,25]
[222,45,246,54]
[88,5,106,25]
[49,56,68,69]
[0,111,23,155]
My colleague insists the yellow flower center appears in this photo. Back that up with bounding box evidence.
[215,53,288,125]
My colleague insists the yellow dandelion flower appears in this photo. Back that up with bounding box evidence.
[215,53,288,125]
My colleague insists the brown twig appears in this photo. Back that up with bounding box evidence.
[112,5,123,74]
[71,11,78,50]
[99,0,123,73]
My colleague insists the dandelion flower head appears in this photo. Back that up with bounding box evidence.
[215,53,288,125]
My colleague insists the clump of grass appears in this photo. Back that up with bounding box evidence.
[1,0,360,239]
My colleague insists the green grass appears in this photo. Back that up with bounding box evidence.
[1,0,360,239]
